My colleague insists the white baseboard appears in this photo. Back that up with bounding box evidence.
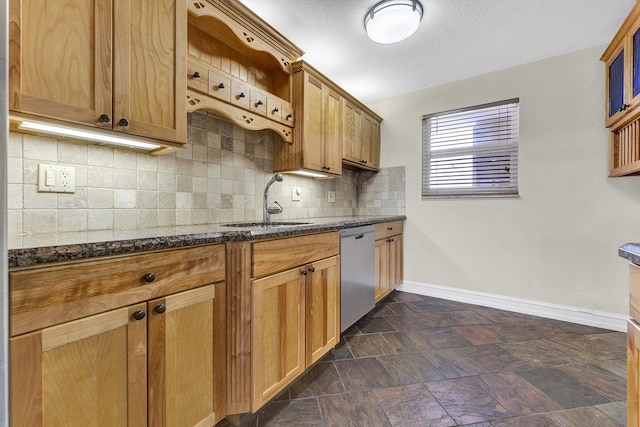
[397,281,627,332]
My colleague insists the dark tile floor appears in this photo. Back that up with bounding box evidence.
[220,291,627,427]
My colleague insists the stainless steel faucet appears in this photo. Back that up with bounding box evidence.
[263,173,284,223]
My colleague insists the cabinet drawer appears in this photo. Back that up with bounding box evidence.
[282,103,294,126]
[375,221,404,240]
[187,56,209,95]
[10,244,225,336]
[250,89,268,116]
[231,80,250,110]
[209,69,231,102]
[252,232,339,278]
[267,96,282,122]
[631,263,640,322]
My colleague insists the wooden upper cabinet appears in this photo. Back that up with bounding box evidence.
[9,0,187,148]
[603,3,640,129]
[342,99,382,172]
[112,0,187,144]
[602,2,640,176]
[9,0,113,129]
[186,0,303,143]
[275,60,342,176]
[342,100,363,165]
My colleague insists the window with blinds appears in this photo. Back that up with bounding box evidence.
[422,98,520,198]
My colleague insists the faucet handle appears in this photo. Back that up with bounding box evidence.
[267,201,283,214]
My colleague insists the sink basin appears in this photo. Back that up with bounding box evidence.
[222,221,312,228]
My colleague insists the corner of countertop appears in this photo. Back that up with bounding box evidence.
[619,243,640,265]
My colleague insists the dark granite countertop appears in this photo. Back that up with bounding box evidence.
[9,215,406,268]
[619,243,640,266]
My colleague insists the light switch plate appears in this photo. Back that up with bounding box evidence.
[38,163,76,193]
[292,187,301,201]
[328,191,336,203]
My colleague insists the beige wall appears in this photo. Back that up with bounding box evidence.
[368,45,640,316]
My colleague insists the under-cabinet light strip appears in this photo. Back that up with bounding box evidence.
[286,170,329,178]
[18,121,161,150]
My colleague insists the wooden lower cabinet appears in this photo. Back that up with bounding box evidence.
[148,284,226,427]
[10,281,226,427]
[10,303,148,427]
[374,222,404,302]
[629,319,640,426]
[251,254,340,411]
[305,256,340,366]
[630,263,640,426]
[251,268,306,410]
[375,238,391,301]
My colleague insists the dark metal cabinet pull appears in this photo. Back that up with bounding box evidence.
[218,83,225,89]
[133,310,146,320]
[99,114,110,123]
[143,273,156,283]
[238,92,246,98]
[193,71,201,78]
[301,269,308,276]
[309,266,315,273]
[118,118,129,127]
[155,304,166,314]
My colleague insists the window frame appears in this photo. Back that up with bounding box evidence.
[422,98,520,199]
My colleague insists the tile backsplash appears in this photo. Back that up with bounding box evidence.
[8,111,405,240]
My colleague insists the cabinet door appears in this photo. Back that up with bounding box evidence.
[368,115,381,170]
[9,0,113,129]
[375,238,391,302]
[10,303,147,427]
[390,234,403,290]
[342,100,363,164]
[113,0,187,143]
[606,45,626,127]
[629,18,640,112]
[301,73,325,172]
[252,268,305,411]
[306,256,340,366]
[362,113,381,170]
[629,319,640,427]
[148,284,219,427]
[324,88,343,174]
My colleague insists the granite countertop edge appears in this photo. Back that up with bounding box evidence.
[9,215,406,268]
[619,243,640,266]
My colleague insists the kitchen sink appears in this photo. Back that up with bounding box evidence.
[222,221,312,227]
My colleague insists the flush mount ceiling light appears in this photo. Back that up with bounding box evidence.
[364,0,424,44]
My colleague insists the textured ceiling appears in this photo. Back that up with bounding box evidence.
[236,0,636,103]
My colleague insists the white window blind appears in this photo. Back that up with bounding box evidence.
[422,99,519,198]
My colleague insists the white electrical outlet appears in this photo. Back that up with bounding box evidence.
[38,164,76,193]
[328,191,336,203]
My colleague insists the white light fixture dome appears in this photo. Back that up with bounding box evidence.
[364,0,423,44]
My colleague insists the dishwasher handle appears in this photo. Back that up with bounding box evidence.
[354,233,365,239]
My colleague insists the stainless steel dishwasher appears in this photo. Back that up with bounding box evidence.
[340,225,375,333]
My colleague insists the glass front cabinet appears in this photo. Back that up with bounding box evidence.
[602,2,640,176]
